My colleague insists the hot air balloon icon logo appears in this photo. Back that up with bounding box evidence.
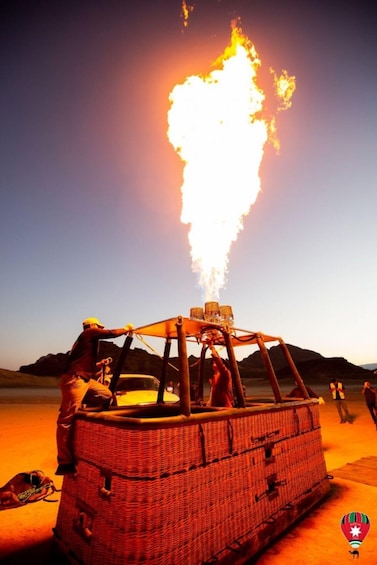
[340,511,370,550]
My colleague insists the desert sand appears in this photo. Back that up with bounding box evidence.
[0,386,377,564]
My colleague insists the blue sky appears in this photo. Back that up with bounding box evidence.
[1,0,376,371]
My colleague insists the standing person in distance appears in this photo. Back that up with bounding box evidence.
[56,317,134,476]
[361,381,377,428]
[329,378,351,424]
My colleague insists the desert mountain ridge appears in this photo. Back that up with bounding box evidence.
[17,342,374,384]
[361,363,377,370]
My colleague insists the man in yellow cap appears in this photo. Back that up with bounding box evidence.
[55,317,134,476]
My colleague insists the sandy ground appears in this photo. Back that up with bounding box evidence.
[0,388,377,564]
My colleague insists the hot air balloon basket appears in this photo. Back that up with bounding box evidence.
[53,402,330,564]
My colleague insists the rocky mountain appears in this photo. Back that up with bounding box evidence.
[238,344,323,375]
[19,341,373,384]
[361,363,377,371]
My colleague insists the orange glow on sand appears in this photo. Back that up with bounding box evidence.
[167,21,295,301]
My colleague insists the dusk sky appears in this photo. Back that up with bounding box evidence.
[1,0,376,371]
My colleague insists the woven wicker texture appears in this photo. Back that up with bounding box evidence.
[55,402,329,564]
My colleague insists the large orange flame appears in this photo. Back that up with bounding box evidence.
[167,21,295,301]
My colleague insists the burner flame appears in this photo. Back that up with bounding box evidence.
[168,20,295,301]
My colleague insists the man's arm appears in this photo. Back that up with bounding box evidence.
[209,345,227,372]
[98,324,134,339]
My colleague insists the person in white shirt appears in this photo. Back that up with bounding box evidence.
[329,378,351,423]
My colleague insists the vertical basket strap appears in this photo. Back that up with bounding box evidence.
[198,423,207,467]
[293,408,300,435]
[307,405,314,429]
[227,419,234,454]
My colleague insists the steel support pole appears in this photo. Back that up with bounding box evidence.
[176,316,191,416]
[279,339,309,399]
[223,330,246,408]
[157,338,172,403]
[196,345,207,404]
[109,334,134,394]
[256,334,282,403]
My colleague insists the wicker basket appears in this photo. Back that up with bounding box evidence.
[54,401,329,564]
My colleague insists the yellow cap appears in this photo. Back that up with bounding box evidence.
[82,317,104,328]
